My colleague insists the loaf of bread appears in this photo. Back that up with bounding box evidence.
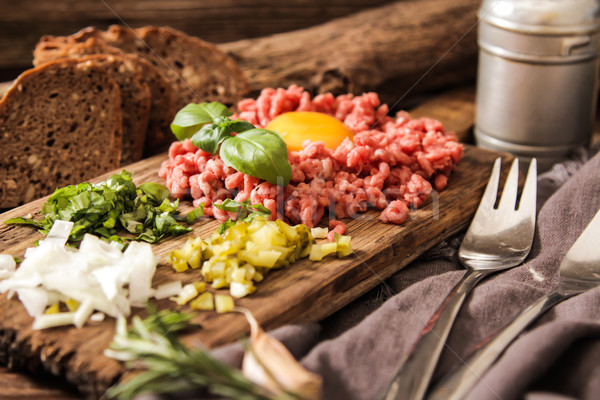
[0,59,122,208]
[100,25,249,109]
[34,35,176,157]
[3,25,251,209]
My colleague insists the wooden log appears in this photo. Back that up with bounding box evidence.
[0,0,394,76]
[219,0,480,106]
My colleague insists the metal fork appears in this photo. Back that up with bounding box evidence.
[428,205,600,400]
[380,157,537,400]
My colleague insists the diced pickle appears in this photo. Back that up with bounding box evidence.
[167,215,351,299]
[190,292,214,311]
[171,283,199,305]
[215,294,235,313]
[311,227,328,239]
[335,233,353,258]
[65,298,80,312]
[193,281,206,293]
[309,242,338,261]
[231,281,256,298]
[171,259,189,273]
[45,304,60,314]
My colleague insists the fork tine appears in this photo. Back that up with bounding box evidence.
[474,157,501,215]
[497,158,520,212]
[518,158,537,214]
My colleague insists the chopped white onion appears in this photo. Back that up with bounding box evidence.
[124,242,157,306]
[33,312,76,330]
[17,287,48,317]
[154,281,182,300]
[90,312,105,322]
[0,254,16,279]
[40,220,74,247]
[0,232,159,329]
[73,297,94,328]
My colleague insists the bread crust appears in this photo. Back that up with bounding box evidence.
[102,25,249,108]
[0,59,122,208]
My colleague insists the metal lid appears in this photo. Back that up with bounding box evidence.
[480,0,600,34]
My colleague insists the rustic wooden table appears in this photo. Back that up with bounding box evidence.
[0,86,477,398]
[2,83,599,398]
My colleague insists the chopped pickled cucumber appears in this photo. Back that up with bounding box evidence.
[230,281,256,298]
[65,298,80,312]
[193,281,206,293]
[45,303,60,314]
[167,215,351,299]
[309,242,338,261]
[215,294,235,313]
[190,292,214,311]
[335,233,353,258]
[311,227,328,239]
[171,283,200,305]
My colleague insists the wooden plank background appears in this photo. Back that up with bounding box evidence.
[0,0,395,80]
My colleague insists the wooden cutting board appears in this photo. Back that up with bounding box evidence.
[0,143,511,397]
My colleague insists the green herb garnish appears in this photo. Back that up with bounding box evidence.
[214,199,271,234]
[5,171,198,244]
[171,102,292,187]
[105,310,282,400]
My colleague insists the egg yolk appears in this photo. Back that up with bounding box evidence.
[265,111,353,151]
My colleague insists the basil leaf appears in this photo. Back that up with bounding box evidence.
[191,124,232,155]
[228,120,255,133]
[215,199,272,234]
[185,206,204,224]
[213,198,245,213]
[171,102,233,141]
[3,217,43,229]
[139,182,170,203]
[219,129,292,187]
[200,102,233,119]
[248,203,271,217]
[136,229,161,243]
[218,220,236,235]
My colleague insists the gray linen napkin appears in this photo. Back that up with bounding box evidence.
[210,147,600,400]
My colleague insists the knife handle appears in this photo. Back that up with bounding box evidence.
[427,290,567,400]
[379,269,489,400]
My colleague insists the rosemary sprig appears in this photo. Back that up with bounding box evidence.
[104,309,301,400]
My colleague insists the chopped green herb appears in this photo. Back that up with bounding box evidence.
[214,199,271,234]
[185,206,205,225]
[5,170,193,244]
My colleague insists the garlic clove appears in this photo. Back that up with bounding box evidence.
[239,308,322,400]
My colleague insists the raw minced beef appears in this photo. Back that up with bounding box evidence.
[158,85,463,227]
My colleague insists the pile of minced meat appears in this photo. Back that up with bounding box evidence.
[159,85,463,231]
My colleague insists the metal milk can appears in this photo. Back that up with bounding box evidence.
[475,0,600,170]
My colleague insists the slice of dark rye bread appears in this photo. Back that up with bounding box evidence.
[0,59,122,209]
[99,25,249,109]
[34,35,176,156]
[76,54,150,165]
